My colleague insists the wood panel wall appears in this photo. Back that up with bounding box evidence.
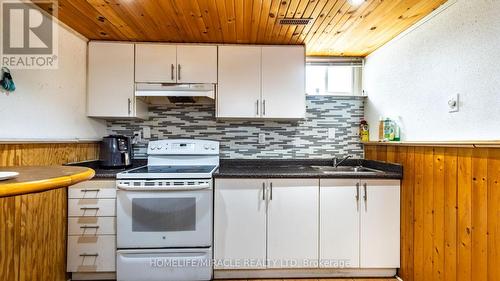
[0,143,99,167]
[0,188,67,281]
[364,145,500,281]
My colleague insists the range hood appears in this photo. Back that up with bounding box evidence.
[135,83,215,99]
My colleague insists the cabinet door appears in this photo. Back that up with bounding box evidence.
[176,45,217,83]
[360,180,400,268]
[214,179,267,269]
[217,46,261,118]
[88,42,134,117]
[261,46,306,119]
[135,44,177,83]
[267,179,319,268]
[320,179,360,268]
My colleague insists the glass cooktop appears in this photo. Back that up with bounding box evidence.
[126,165,217,174]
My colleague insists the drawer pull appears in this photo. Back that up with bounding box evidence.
[80,207,100,211]
[80,225,99,229]
[81,189,100,192]
[79,253,99,257]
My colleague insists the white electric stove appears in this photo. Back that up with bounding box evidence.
[115,139,219,281]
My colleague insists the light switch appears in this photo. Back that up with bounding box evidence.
[448,94,459,113]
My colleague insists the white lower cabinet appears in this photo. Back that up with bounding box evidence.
[214,179,267,269]
[67,180,117,279]
[320,179,400,269]
[320,179,360,268]
[214,178,318,269]
[267,179,318,268]
[215,177,400,273]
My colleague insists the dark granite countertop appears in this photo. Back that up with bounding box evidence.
[213,159,402,179]
[65,159,402,180]
[65,159,147,179]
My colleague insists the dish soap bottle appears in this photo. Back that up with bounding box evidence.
[378,117,384,141]
[383,117,395,141]
[359,120,369,142]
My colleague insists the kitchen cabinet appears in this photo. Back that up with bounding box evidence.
[67,180,117,277]
[261,46,306,119]
[217,46,261,118]
[176,45,217,83]
[360,180,400,268]
[135,44,217,84]
[267,179,319,268]
[214,179,267,269]
[320,179,360,268]
[217,45,305,119]
[214,178,318,269]
[87,41,147,119]
[320,179,400,269]
[135,44,177,83]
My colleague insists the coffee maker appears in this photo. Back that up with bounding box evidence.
[99,135,133,168]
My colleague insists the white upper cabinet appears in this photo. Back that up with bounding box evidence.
[360,180,400,268]
[261,46,305,119]
[176,45,217,83]
[87,42,147,119]
[214,179,267,269]
[217,45,305,119]
[135,44,177,83]
[217,46,262,118]
[320,179,360,268]
[267,179,319,268]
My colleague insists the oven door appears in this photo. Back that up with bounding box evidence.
[116,181,212,248]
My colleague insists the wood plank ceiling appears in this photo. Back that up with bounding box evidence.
[35,0,447,57]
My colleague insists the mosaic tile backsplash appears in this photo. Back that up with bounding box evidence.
[107,96,365,159]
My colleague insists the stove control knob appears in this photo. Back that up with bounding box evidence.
[204,145,209,150]
[157,146,162,150]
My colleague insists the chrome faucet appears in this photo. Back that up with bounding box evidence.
[333,155,352,167]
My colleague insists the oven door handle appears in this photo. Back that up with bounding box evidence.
[116,183,211,191]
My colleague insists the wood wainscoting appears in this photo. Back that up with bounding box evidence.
[364,144,500,281]
[0,188,67,281]
[0,142,99,166]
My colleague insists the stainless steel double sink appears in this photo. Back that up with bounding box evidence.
[311,165,384,175]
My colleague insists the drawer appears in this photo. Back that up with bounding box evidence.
[68,217,116,235]
[69,180,116,199]
[67,235,116,272]
[68,198,116,217]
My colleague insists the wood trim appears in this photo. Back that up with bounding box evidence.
[0,143,99,166]
[363,141,500,148]
[364,144,500,281]
[0,188,67,281]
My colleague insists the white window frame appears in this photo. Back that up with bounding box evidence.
[306,57,365,97]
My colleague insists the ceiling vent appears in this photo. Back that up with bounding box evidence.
[279,18,312,25]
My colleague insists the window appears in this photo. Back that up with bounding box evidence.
[305,59,363,96]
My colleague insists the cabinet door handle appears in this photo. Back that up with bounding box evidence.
[79,253,99,257]
[355,182,360,202]
[171,64,175,81]
[80,207,99,211]
[178,64,181,81]
[80,225,100,229]
[262,182,266,200]
[262,100,266,116]
[363,182,367,203]
[270,182,273,200]
[256,100,260,116]
[127,98,131,116]
[81,189,100,193]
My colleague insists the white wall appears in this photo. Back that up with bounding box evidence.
[363,0,500,141]
[0,13,106,140]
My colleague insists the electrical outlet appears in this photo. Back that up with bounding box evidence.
[448,94,460,113]
[328,128,336,139]
[142,126,151,139]
[258,133,266,144]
